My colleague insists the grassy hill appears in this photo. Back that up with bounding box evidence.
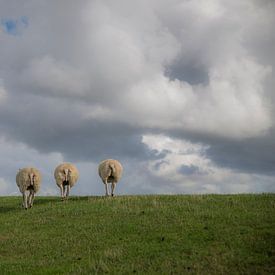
[0,194,274,274]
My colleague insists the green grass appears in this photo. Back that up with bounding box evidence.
[0,194,275,274]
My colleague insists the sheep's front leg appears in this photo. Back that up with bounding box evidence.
[65,185,70,199]
[111,182,116,197]
[104,180,109,196]
[23,191,28,209]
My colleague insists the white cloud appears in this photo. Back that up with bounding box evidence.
[115,55,271,139]
[20,55,90,98]
[2,0,273,140]
[142,134,275,194]
[142,134,213,182]
[192,56,272,138]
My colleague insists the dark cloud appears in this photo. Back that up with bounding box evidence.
[0,94,171,164]
[206,131,275,175]
[165,57,209,85]
[178,164,205,176]
[153,159,170,171]
[166,127,275,176]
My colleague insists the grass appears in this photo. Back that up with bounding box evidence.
[0,194,274,274]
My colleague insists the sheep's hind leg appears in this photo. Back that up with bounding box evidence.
[27,191,32,208]
[111,182,116,197]
[60,185,64,200]
[62,185,66,199]
[29,190,35,208]
[23,191,28,209]
[104,180,109,196]
[65,185,70,199]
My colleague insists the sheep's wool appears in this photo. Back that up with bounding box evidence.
[54,163,79,188]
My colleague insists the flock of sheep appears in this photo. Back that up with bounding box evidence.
[16,159,123,209]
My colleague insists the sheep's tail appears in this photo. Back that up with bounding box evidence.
[109,163,116,174]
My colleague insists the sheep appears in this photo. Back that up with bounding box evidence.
[54,162,79,200]
[16,167,41,209]
[98,159,123,197]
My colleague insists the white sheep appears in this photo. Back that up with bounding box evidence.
[54,162,79,200]
[98,159,123,196]
[16,167,41,209]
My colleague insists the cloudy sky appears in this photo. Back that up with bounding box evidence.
[0,0,275,196]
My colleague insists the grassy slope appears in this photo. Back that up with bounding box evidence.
[0,194,274,274]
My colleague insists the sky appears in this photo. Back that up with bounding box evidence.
[0,0,275,196]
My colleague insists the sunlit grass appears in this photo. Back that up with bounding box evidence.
[0,194,274,274]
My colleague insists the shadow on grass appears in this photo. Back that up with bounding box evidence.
[34,196,106,205]
[34,197,60,206]
[0,197,61,213]
[0,205,20,214]
[0,196,114,213]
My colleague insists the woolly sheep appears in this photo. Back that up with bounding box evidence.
[16,167,41,209]
[54,163,79,200]
[98,159,123,197]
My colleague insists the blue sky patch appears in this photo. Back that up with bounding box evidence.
[1,16,28,35]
